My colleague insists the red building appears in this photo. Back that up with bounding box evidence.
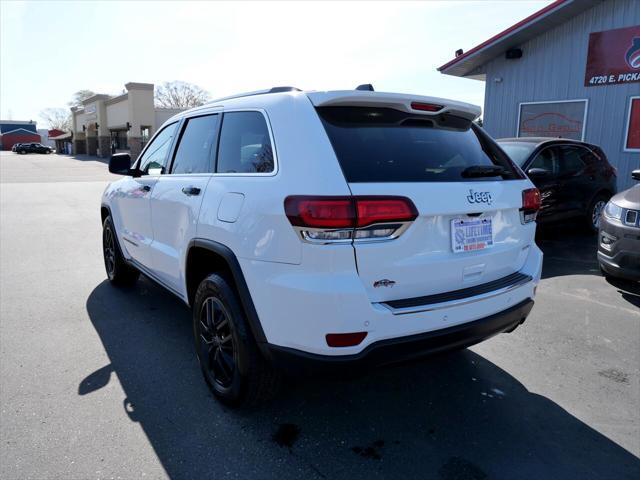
[0,121,41,150]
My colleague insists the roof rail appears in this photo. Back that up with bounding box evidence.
[206,86,301,104]
[268,86,301,93]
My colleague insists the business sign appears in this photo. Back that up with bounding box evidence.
[585,25,640,86]
[625,96,640,151]
[517,100,587,141]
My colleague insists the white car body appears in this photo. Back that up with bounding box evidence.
[101,87,542,363]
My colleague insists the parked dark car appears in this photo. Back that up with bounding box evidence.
[497,137,617,232]
[14,143,53,154]
[597,169,640,281]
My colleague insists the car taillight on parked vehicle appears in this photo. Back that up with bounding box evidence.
[285,195,418,243]
[520,188,541,224]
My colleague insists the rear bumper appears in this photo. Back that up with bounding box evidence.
[268,299,534,375]
[243,242,542,356]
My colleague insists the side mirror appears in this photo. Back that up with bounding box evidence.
[527,167,551,179]
[632,169,640,181]
[108,153,132,175]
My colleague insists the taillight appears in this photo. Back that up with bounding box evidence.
[411,102,443,112]
[520,188,541,224]
[285,197,354,229]
[284,195,417,243]
[356,197,417,227]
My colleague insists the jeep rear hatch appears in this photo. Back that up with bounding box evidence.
[310,97,536,304]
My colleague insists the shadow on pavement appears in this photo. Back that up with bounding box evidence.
[83,278,640,480]
[536,222,639,308]
[536,223,601,279]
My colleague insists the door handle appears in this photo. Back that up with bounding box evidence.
[141,185,151,192]
[182,186,201,196]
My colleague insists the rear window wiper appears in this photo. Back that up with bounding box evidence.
[461,165,506,178]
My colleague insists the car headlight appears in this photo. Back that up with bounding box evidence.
[603,201,622,220]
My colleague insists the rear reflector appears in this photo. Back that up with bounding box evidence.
[326,332,368,347]
[522,188,541,211]
[411,102,443,112]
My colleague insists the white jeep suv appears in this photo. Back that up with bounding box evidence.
[101,86,542,406]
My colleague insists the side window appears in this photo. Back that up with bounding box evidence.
[138,122,178,175]
[529,147,559,174]
[217,111,274,174]
[559,146,586,175]
[171,114,219,174]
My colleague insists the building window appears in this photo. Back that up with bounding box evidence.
[624,96,640,153]
[517,100,588,141]
[141,126,151,147]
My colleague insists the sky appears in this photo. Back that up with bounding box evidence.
[0,0,551,128]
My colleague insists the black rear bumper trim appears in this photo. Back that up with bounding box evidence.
[384,272,531,310]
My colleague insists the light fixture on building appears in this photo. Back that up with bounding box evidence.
[505,48,523,59]
[493,77,503,83]
[126,122,131,131]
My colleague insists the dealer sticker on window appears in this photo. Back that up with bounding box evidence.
[451,218,494,253]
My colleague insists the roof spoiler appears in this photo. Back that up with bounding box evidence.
[306,91,481,121]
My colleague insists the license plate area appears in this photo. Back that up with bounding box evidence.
[451,218,493,253]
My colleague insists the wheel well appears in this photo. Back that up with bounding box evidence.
[101,206,109,224]
[185,246,234,306]
[591,189,614,205]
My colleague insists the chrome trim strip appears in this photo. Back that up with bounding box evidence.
[377,274,533,315]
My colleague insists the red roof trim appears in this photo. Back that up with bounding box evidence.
[438,0,569,72]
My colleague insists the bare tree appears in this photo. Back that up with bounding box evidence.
[68,89,95,107]
[40,108,71,131]
[155,81,210,109]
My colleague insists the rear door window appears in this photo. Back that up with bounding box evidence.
[316,106,521,182]
[530,147,560,174]
[558,146,586,175]
[171,114,219,174]
[216,111,274,174]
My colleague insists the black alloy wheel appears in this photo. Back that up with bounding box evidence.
[197,296,237,390]
[103,224,116,279]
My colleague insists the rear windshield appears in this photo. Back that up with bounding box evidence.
[316,107,522,182]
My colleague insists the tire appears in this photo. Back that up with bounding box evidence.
[586,194,608,234]
[193,273,281,407]
[102,216,139,286]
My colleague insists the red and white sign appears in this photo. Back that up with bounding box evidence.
[625,96,640,151]
[518,100,587,141]
[585,25,640,87]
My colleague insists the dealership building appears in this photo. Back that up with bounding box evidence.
[439,0,639,190]
[71,82,183,159]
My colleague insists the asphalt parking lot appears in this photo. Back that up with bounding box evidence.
[1,151,638,480]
